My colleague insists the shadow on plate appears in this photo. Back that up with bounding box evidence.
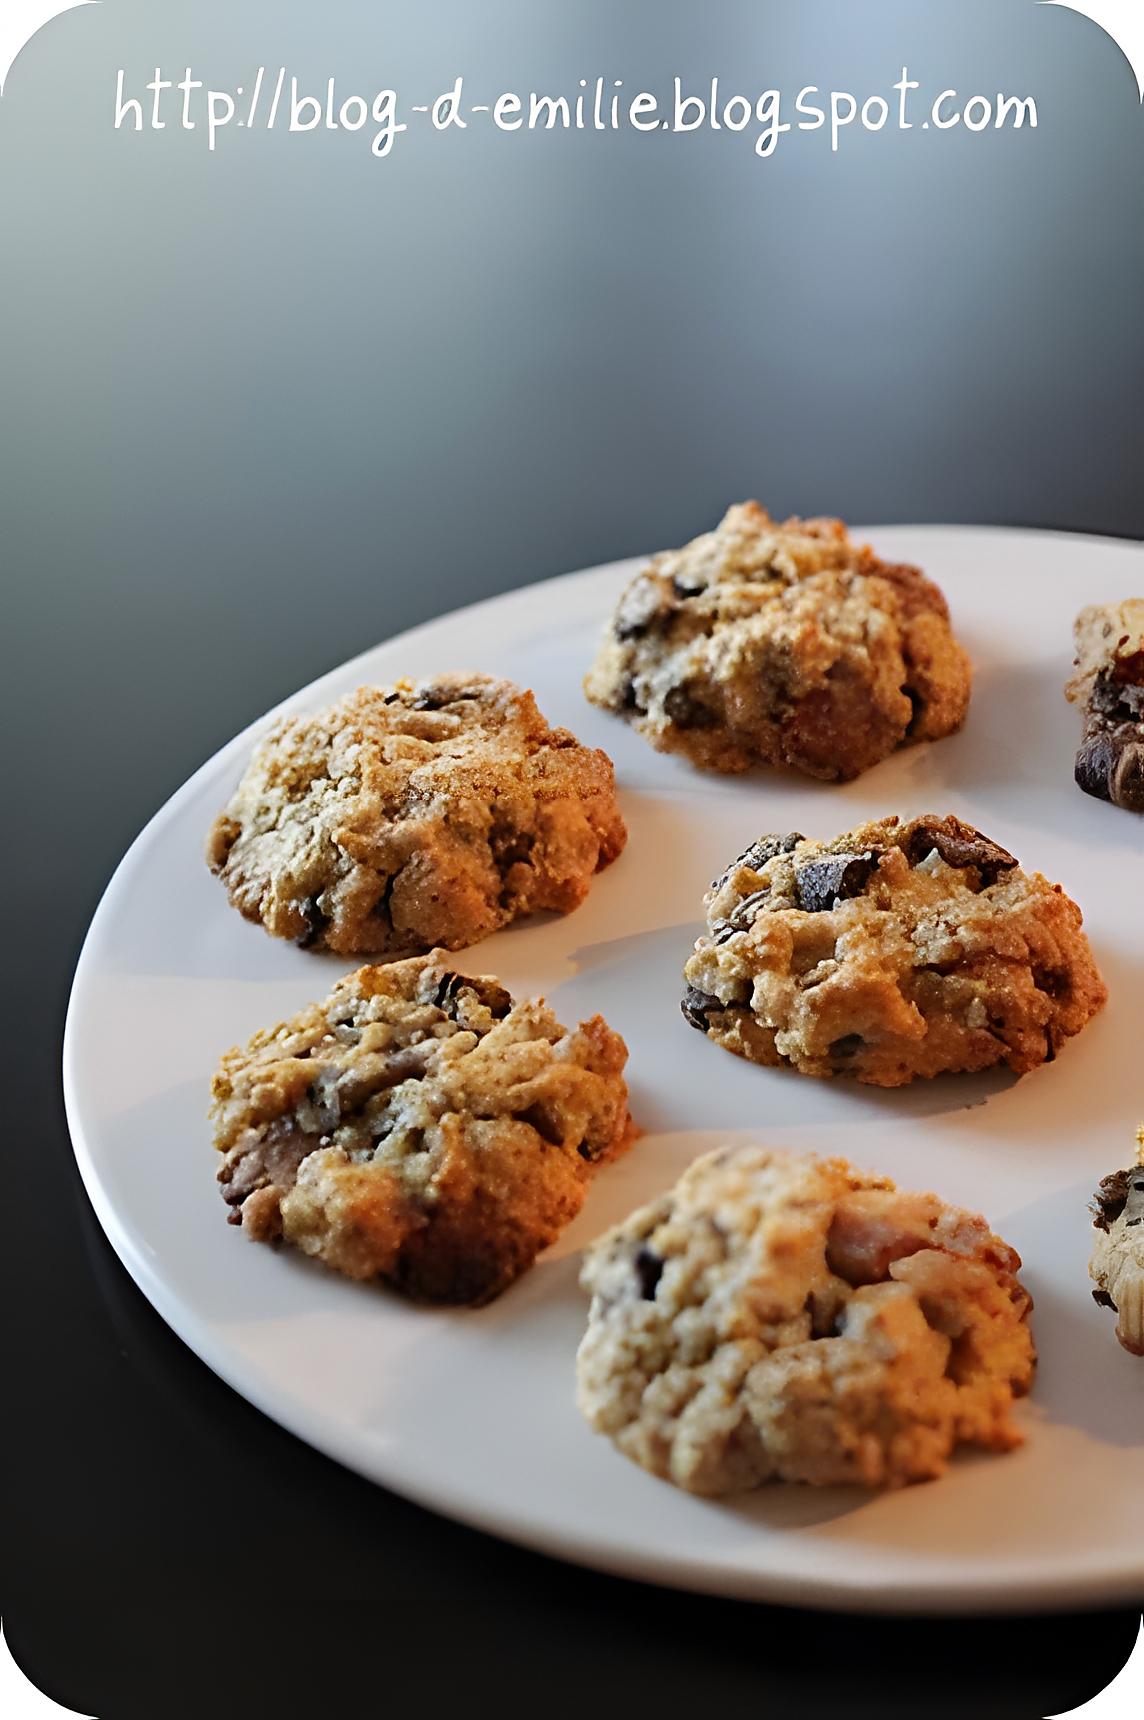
[911,657,1144,852]
[1010,1178,1144,1451]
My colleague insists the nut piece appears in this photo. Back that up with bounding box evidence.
[1066,601,1144,814]
[794,851,879,913]
[1088,1130,1144,1356]
[901,815,1017,884]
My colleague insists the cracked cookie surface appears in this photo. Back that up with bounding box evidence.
[577,1145,1036,1493]
[207,673,626,955]
[211,953,632,1303]
[682,814,1106,1087]
[584,504,971,780]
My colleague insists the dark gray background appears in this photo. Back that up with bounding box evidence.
[3,2,1142,1713]
[3,0,1142,792]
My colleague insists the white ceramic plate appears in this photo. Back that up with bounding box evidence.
[64,526,1144,1613]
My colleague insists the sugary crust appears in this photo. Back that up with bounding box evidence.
[576,1146,1036,1493]
[207,674,627,955]
[211,953,632,1303]
[682,814,1106,1087]
[584,505,971,781]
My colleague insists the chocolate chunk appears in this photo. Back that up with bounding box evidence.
[473,978,514,1019]
[1075,725,1144,812]
[1092,1288,1117,1310]
[710,833,803,903]
[828,1034,864,1060]
[715,833,803,886]
[295,896,329,949]
[1070,607,1144,812]
[410,686,456,711]
[1090,663,1144,722]
[681,986,721,1031]
[634,1244,664,1300]
[664,686,717,729]
[1089,675,1134,722]
[1129,1175,1144,1228]
[902,817,1017,884]
[672,574,706,599]
[1111,647,1144,688]
[434,972,465,1010]
[1090,1167,1132,1233]
[795,852,878,913]
[1075,730,1115,800]
[434,972,513,1019]
[713,889,771,940]
[1107,731,1144,801]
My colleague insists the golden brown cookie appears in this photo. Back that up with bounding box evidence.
[584,504,970,780]
[207,673,626,955]
[577,1145,1035,1492]
[212,953,632,1303]
[682,815,1106,1087]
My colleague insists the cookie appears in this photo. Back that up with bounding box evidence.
[207,674,627,955]
[577,1145,1035,1492]
[1065,600,1144,812]
[584,504,970,780]
[682,815,1106,1087]
[1089,1132,1144,1357]
[211,953,632,1303]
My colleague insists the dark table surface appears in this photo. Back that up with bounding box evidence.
[8,545,1141,1720]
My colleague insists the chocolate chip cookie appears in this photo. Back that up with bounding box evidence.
[577,1146,1035,1492]
[584,504,971,780]
[212,953,632,1303]
[682,815,1106,1087]
[1066,600,1144,812]
[207,674,627,955]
